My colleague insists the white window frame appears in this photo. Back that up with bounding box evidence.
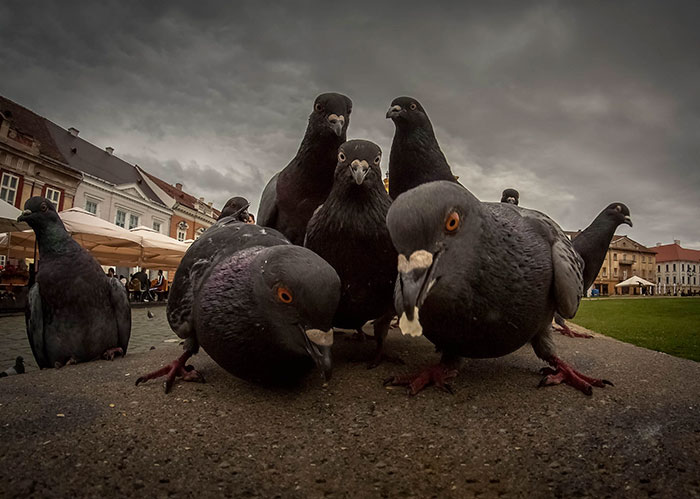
[0,172,20,206]
[0,254,6,268]
[128,214,140,230]
[152,220,162,233]
[177,229,186,241]
[115,210,127,228]
[45,187,61,208]
[85,199,98,214]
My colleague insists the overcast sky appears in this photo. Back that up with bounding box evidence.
[1,1,698,248]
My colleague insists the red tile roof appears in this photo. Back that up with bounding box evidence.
[653,243,700,263]
[0,95,69,164]
[142,171,220,217]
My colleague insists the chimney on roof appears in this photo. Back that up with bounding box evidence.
[199,197,204,203]
[207,201,213,208]
[674,239,681,246]
[175,182,183,191]
[68,127,80,137]
[105,146,114,155]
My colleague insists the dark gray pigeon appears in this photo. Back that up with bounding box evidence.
[386,96,459,200]
[257,93,352,245]
[554,203,632,338]
[219,196,251,222]
[384,181,611,395]
[304,140,398,367]
[500,188,520,205]
[0,356,25,377]
[18,197,131,368]
[136,221,341,392]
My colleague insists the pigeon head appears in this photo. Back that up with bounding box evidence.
[220,196,251,222]
[386,96,431,129]
[603,203,632,227]
[335,139,383,186]
[310,92,352,138]
[387,181,481,322]
[501,188,520,205]
[17,196,62,231]
[252,245,341,380]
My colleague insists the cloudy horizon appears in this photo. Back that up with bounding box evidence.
[1,1,698,249]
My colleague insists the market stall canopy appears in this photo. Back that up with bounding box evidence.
[129,226,189,270]
[0,199,29,233]
[3,208,143,266]
[615,275,656,287]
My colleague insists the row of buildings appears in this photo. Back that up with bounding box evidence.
[0,95,221,257]
[2,94,698,296]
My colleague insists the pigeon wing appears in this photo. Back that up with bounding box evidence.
[257,172,280,228]
[519,207,584,318]
[25,283,48,368]
[108,278,132,354]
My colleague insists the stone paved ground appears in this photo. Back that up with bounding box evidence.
[0,321,699,498]
[0,303,175,372]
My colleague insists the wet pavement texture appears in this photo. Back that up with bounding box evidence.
[0,321,698,498]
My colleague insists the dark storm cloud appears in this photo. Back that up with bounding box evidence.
[1,1,698,246]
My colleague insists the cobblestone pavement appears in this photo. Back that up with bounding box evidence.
[0,303,177,372]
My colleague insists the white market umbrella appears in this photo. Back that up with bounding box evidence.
[0,199,29,233]
[615,275,656,288]
[130,226,189,270]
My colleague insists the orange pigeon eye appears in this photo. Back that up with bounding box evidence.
[445,211,460,232]
[40,202,48,212]
[410,102,417,110]
[338,151,346,162]
[277,286,293,304]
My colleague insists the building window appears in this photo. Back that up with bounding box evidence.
[85,200,98,214]
[602,267,607,277]
[642,256,646,263]
[666,264,669,272]
[658,265,660,272]
[673,264,676,271]
[666,276,669,284]
[613,253,617,261]
[45,187,61,208]
[195,227,206,240]
[128,214,139,229]
[152,221,161,233]
[673,276,676,284]
[695,277,697,285]
[633,254,636,262]
[177,230,186,241]
[0,172,20,206]
[0,254,6,268]
[682,264,685,272]
[682,276,685,284]
[115,210,126,228]
[623,254,627,262]
[614,268,618,277]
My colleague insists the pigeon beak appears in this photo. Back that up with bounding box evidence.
[386,105,402,119]
[350,160,370,185]
[623,216,633,227]
[17,209,31,222]
[303,328,334,382]
[327,114,345,136]
[395,250,441,320]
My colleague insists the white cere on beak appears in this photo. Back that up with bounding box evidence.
[327,113,345,124]
[398,309,423,337]
[351,159,369,169]
[389,105,402,113]
[397,250,433,273]
[306,328,334,346]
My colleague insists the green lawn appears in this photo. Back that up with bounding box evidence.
[571,297,700,362]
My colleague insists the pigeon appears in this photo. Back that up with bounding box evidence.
[554,203,632,338]
[219,196,251,223]
[383,181,611,396]
[257,93,353,245]
[501,188,520,205]
[147,310,155,319]
[0,356,25,377]
[385,96,458,200]
[18,197,131,368]
[136,220,341,392]
[304,140,398,367]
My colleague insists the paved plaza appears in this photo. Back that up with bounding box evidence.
[0,303,176,372]
[1,316,699,497]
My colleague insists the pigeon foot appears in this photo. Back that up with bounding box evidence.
[554,324,593,339]
[539,356,612,395]
[383,364,458,396]
[135,351,204,394]
[102,347,124,360]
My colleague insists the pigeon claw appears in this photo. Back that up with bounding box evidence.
[384,364,458,396]
[539,356,612,395]
[102,347,124,361]
[135,351,204,394]
[554,324,593,339]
